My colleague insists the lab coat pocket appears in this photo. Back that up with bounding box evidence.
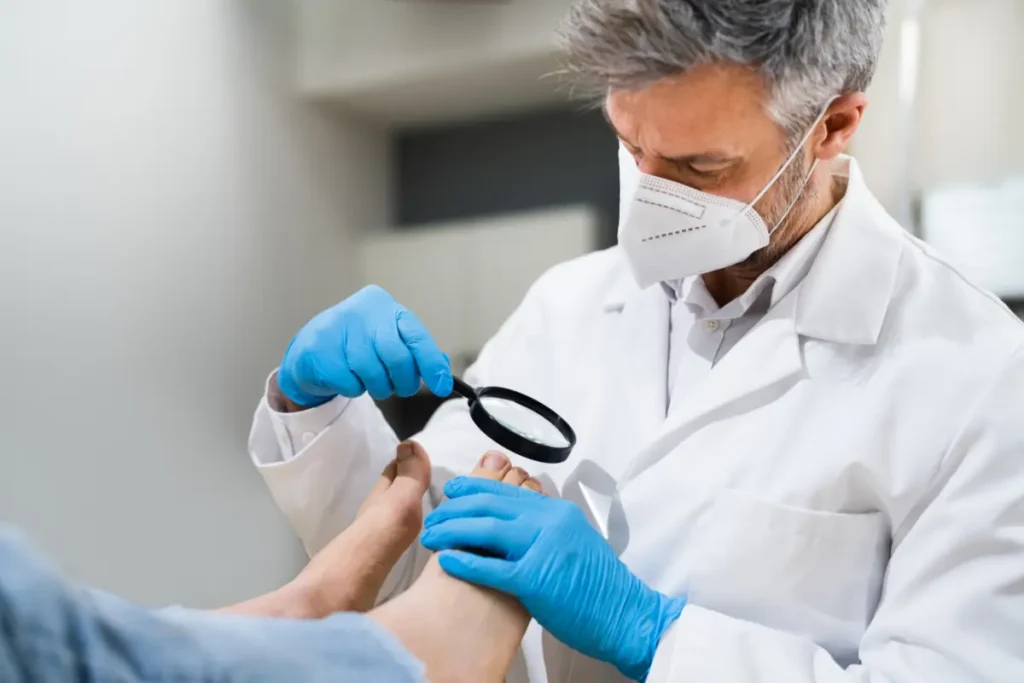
[687,489,887,657]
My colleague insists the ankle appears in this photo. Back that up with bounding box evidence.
[290,570,365,618]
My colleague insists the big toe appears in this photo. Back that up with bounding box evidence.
[359,441,430,520]
[469,450,513,481]
[391,441,432,497]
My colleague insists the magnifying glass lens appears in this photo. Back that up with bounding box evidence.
[449,377,576,463]
[477,396,571,448]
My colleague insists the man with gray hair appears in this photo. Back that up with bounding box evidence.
[249,1,1024,682]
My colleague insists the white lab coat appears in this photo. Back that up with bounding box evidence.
[249,157,1024,683]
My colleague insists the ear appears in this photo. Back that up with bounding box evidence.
[813,93,868,160]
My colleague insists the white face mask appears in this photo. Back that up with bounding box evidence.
[617,105,829,288]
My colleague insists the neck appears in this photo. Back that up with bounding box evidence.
[702,170,842,306]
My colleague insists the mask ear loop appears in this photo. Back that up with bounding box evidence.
[766,158,819,235]
[720,96,837,230]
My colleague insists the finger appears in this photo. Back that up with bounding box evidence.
[344,326,394,400]
[436,551,518,596]
[420,517,535,559]
[443,475,545,502]
[286,354,364,402]
[371,326,421,398]
[423,492,532,528]
[309,343,369,397]
[317,358,366,399]
[395,307,452,397]
[280,341,365,403]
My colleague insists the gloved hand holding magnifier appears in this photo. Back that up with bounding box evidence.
[278,285,577,464]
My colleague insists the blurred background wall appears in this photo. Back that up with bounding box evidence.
[853,0,1024,224]
[0,0,1020,607]
[0,0,388,606]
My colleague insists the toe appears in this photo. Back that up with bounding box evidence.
[358,459,399,516]
[501,467,530,487]
[523,477,544,494]
[358,442,430,523]
[373,443,431,538]
[390,441,432,499]
[469,450,512,480]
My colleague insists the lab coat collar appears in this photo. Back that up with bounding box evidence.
[793,156,903,345]
[764,202,837,309]
[602,156,903,347]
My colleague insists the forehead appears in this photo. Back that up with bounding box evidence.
[604,63,781,158]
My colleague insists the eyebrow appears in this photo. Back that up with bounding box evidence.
[602,104,739,166]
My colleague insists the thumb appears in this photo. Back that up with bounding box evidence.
[437,551,518,596]
[444,476,545,501]
[395,307,452,396]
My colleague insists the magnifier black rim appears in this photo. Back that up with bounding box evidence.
[467,386,576,464]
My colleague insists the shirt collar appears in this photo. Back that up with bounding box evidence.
[662,191,843,319]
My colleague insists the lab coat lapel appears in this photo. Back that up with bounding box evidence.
[584,279,669,483]
[563,270,667,548]
[562,279,666,547]
[612,282,670,459]
[619,291,804,484]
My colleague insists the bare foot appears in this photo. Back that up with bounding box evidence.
[296,441,432,614]
[370,451,540,683]
[225,441,430,618]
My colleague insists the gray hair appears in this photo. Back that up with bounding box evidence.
[557,0,889,138]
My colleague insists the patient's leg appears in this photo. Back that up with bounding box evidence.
[226,441,431,618]
[370,451,539,683]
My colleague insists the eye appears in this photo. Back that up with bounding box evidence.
[687,164,727,182]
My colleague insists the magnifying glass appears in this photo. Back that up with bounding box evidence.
[450,377,577,464]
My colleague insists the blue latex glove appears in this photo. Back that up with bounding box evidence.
[278,285,452,406]
[420,478,686,681]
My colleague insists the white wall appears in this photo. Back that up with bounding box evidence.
[913,0,1023,188]
[297,0,574,125]
[0,0,389,607]
[357,206,599,372]
[853,0,914,222]
[855,0,1023,219]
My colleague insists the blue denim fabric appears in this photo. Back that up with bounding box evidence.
[0,527,425,682]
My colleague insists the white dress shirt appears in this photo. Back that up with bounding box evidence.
[663,204,839,415]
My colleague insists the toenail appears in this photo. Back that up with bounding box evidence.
[397,442,413,460]
[482,451,508,471]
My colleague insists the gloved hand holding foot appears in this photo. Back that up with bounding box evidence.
[420,477,686,682]
[277,285,452,407]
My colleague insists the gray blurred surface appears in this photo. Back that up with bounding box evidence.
[0,0,386,608]
[395,107,620,246]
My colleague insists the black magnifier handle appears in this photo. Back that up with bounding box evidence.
[450,377,478,401]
